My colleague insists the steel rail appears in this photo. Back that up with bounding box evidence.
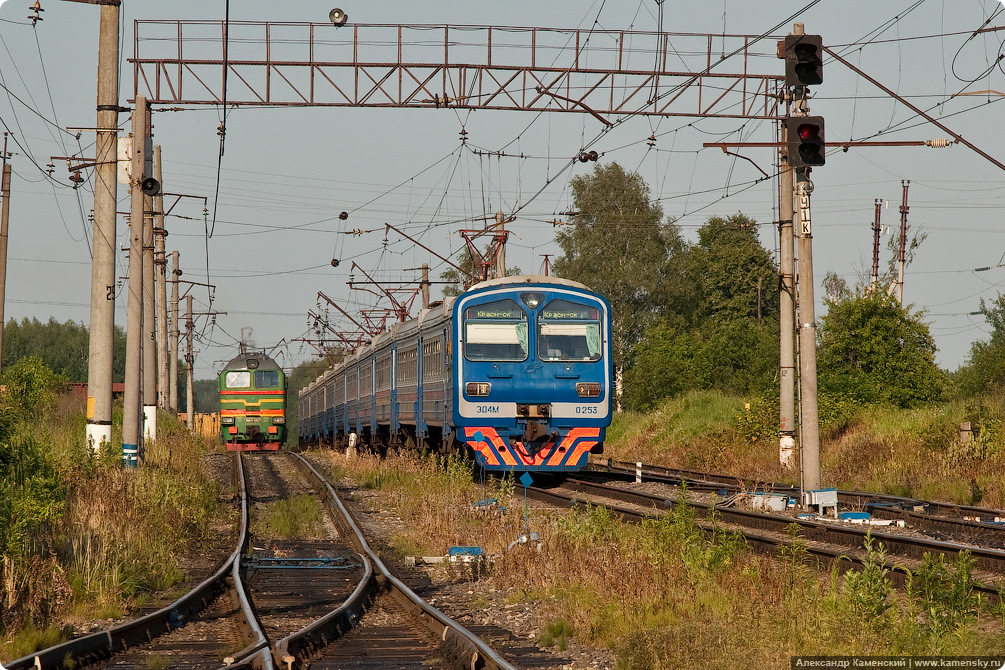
[290,452,518,670]
[8,455,268,670]
[590,459,1005,522]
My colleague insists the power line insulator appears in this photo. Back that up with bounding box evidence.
[339,211,349,220]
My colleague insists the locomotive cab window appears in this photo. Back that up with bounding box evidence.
[463,299,528,362]
[537,299,603,362]
[255,370,281,388]
[225,371,251,388]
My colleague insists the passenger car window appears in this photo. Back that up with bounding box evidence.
[463,299,528,361]
[537,299,603,362]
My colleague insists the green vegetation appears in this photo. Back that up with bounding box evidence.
[322,448,1005,668]
[553,162,690,366]
[818,290,948,407]
[2,318,125,382]
[957,293,1005,395]
[252,494,324,539]
[0,358,227,663]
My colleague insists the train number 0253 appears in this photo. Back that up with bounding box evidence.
[575,405,598,414]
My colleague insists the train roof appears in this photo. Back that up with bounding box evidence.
[466,274,590,292]
[222,351,282,372]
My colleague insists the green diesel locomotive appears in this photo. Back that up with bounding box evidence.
[219,350,287,451]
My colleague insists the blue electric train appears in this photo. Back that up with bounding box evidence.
[298,275,613,472]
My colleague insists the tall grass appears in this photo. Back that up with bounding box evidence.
[253,494,324,539]
[319,446,1005,667]
[0,364,228,663]
[602,389,1005,507]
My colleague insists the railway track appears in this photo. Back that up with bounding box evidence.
[586,459,1005,548]
[7,454,270,670]
[10,452,518,670]
[530,477,1005,601]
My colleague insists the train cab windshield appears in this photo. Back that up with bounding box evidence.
[255,370,281,388]
[225,371,251,388]
[463,298,528,361]
[537,299,603,362]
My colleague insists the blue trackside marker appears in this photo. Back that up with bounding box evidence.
[520,472,533,533]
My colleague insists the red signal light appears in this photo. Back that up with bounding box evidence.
[786,116,825,168]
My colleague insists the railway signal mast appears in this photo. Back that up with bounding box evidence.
[783,25,824,492]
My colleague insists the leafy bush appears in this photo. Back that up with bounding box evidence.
[2,355,67,417]
[817,292,947,408]
[842,534,893,620]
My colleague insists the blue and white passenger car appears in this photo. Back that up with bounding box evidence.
[298,275,613,472]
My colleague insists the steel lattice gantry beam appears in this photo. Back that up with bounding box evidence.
[131,21,783,120]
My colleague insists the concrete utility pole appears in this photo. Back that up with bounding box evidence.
[796,176,821,492]
[169,250,180,413]
[122,95,147,468]
[871,199,882,292]
[143,184,156,442]
[778,114,796,471]
[154,146,168,411]
[420,263,430,309]
[85,0,120,454]
[185,294,194,432]
[894,180,910,304]
[0,159,10,376]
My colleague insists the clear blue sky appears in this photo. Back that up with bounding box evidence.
[1,0,1004,378]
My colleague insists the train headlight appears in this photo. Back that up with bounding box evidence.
[465,382,492,396]
[272,416,285,424]
[520,292,544,309]
[221,416,235,425]
[576,382,601,397]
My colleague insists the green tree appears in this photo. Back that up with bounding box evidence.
[439,246,521,298]
[817,291,947,407]
[956,293,1005,395]
[552,162,690,365]
[687,213,778,324]
[622,212,780,409]
[2,317,127,382]
[1,355,67,416]
[621,320,700,410]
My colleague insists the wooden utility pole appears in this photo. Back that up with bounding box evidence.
[185,294,194,432]
[871,199,882,291]
[154,146,168,411]
[122,95,147,468]
[85,0,120,455]
[0,158,10,377]
[169,250,180,413]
